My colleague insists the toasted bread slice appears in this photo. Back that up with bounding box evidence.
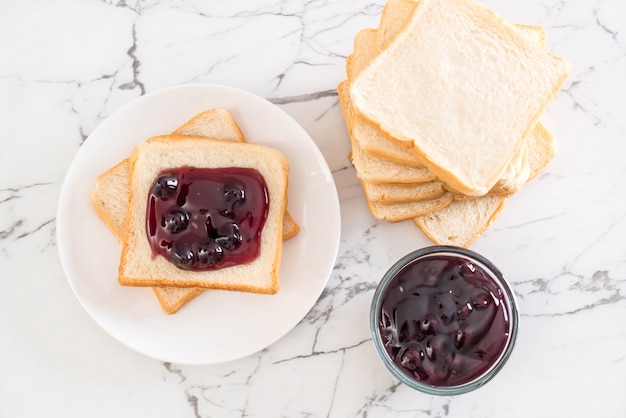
[119,136,289,293]
[350,0,570,196]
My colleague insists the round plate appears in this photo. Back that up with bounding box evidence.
[56,84,341,365]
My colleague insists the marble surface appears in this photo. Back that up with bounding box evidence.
[1,0,625,417]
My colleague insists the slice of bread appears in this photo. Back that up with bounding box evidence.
[349,136,438,184]
[367,192,453,222]
[362,180,446,204]
[374,0,420,52]
[172,108,246,138]
[526,122,556,180]
[487,144,530,195]
[91,160,130,242]
[350,0,571,196]
[338,0,564,247]
[338,81,436,184]
[151,286,205,315]
[119,136,289,293]
[347,1,546,173]
[91,109,299,313]
[347,28,426,168]
[340,37,546,226]
[413,195,506,247]
[443,143,530,197]
[281,211,301,242]
[343,49,453,220]
[344,6,548,194]
[91,109,299,243]
[374,0,548,53]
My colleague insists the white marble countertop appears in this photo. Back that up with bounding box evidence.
[1,0,625,417]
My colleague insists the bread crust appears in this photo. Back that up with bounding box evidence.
[118,136,289,294]
[349,0,570,196]
[90,109,300,312]
[349,135,438,184]
[361,180,446,205]
[413,196,507,247]
[90,160,129,242]
[339,6,556,199]
[367,192,453,222]
[338,0,564,247]
[152,286,205,314]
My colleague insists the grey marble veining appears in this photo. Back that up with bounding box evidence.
[1,0,625,417]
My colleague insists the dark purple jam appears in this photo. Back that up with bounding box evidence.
[378,255,510,387]
[146,166,269,271]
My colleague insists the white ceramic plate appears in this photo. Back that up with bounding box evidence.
[57,84,340,365]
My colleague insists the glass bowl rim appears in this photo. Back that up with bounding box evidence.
[369,245,519,396]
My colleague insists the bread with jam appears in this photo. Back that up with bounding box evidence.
[91,109,299,243]
[91,109,299,313]
[118,136,289,293]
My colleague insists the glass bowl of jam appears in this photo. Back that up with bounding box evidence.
[370,246,518,395]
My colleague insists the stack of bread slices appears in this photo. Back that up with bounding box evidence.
[91,109,299,314]
[338,0,570,247]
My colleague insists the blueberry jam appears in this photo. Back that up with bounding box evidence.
[146,166,269,271]
[377,253,512,388]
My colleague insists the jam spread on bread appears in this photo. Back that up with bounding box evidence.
[378,255,510,386]
[146,166,269,270]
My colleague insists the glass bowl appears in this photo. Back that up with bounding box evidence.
[370,246,519,395]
